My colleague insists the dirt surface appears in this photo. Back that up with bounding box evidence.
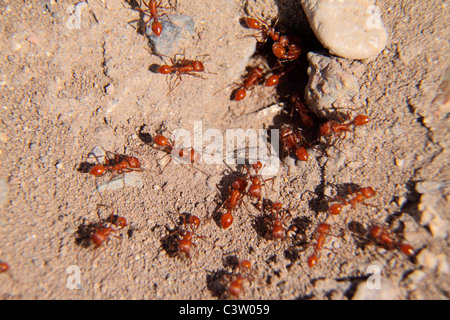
[0,0,448,300]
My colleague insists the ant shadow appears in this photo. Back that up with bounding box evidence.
[160,225,181,258]
[283,216,311,269]
[347,220,370,251]
[76,161,95,174]
[205,254,240,299]
[137,124,154,145]
[159,214,187,258]
[206,269,228,299]
[74,221,101,248]
[210,166,248,228]
[149,64,160,73]
[124,0,150,36]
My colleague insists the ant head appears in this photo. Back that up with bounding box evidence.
[239,259,252,272]
[272,202,283,211]
[319,122,332,136]
[353,115,370,126]
[295,147,308,161]
[242,17,264,30]
[360,187,376,198]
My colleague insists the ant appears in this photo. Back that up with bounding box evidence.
[75,205,127,248]
[369,225,415,257]
[328,186,377,216]
[240,161,274,209]
[162,213,205,260]
[290,94,315,128]
[242,17,280,43]
[151,133,203,172]
[88,151,142,178]
[319,114,370,140]
[0,261,10,273]
[224,259,255,299]
[272,35,302,61]
[307,223,332,268]
[280,127,309,161]
[220,188,245,229]
[233,67,264,101]
[156,55,207,94]
[135,0,173,36]
[264,202,291,241]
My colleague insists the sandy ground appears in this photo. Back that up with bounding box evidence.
[0,0,448,300]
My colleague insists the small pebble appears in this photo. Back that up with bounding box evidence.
[402,270,427,290]
[89,146,106,163]
[124,172,143,188]
[147,15,195,56]
[0,179,8,206]
[352,278,400,300]
[97,177,125,192]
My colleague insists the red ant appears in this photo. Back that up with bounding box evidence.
[136,0,173,36]
[328,186,377,216]
[272,35,302,60]
[157,55,207,94]
[220,188,245,229]
[0,261,10,273]
[163,214,205,260]
[152,133,203,172]
[225,259,255,299]
[290,94,315,128]
[91,212,127,248]
[241,161,274,208]
[307,223,332,268]
[280,127,309,161]
[264,73,283,87]
[233,67,264,101]
[369,225,415,257]
[265,202,290,241]
[88,151,142,177]
[319,114,370,140]
[243,17,280,43]
[76,205,127,248]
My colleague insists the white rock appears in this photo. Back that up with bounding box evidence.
[417,250,439,270]
[418,190,449,240]
[352,278,401,300]
[300,0,388,60]
[402,270,427,290]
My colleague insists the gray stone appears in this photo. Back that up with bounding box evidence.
[305,52,363,118]
[147,15,195,57]
[300,0,388,60]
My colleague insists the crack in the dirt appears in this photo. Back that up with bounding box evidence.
[101,40,113,91]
